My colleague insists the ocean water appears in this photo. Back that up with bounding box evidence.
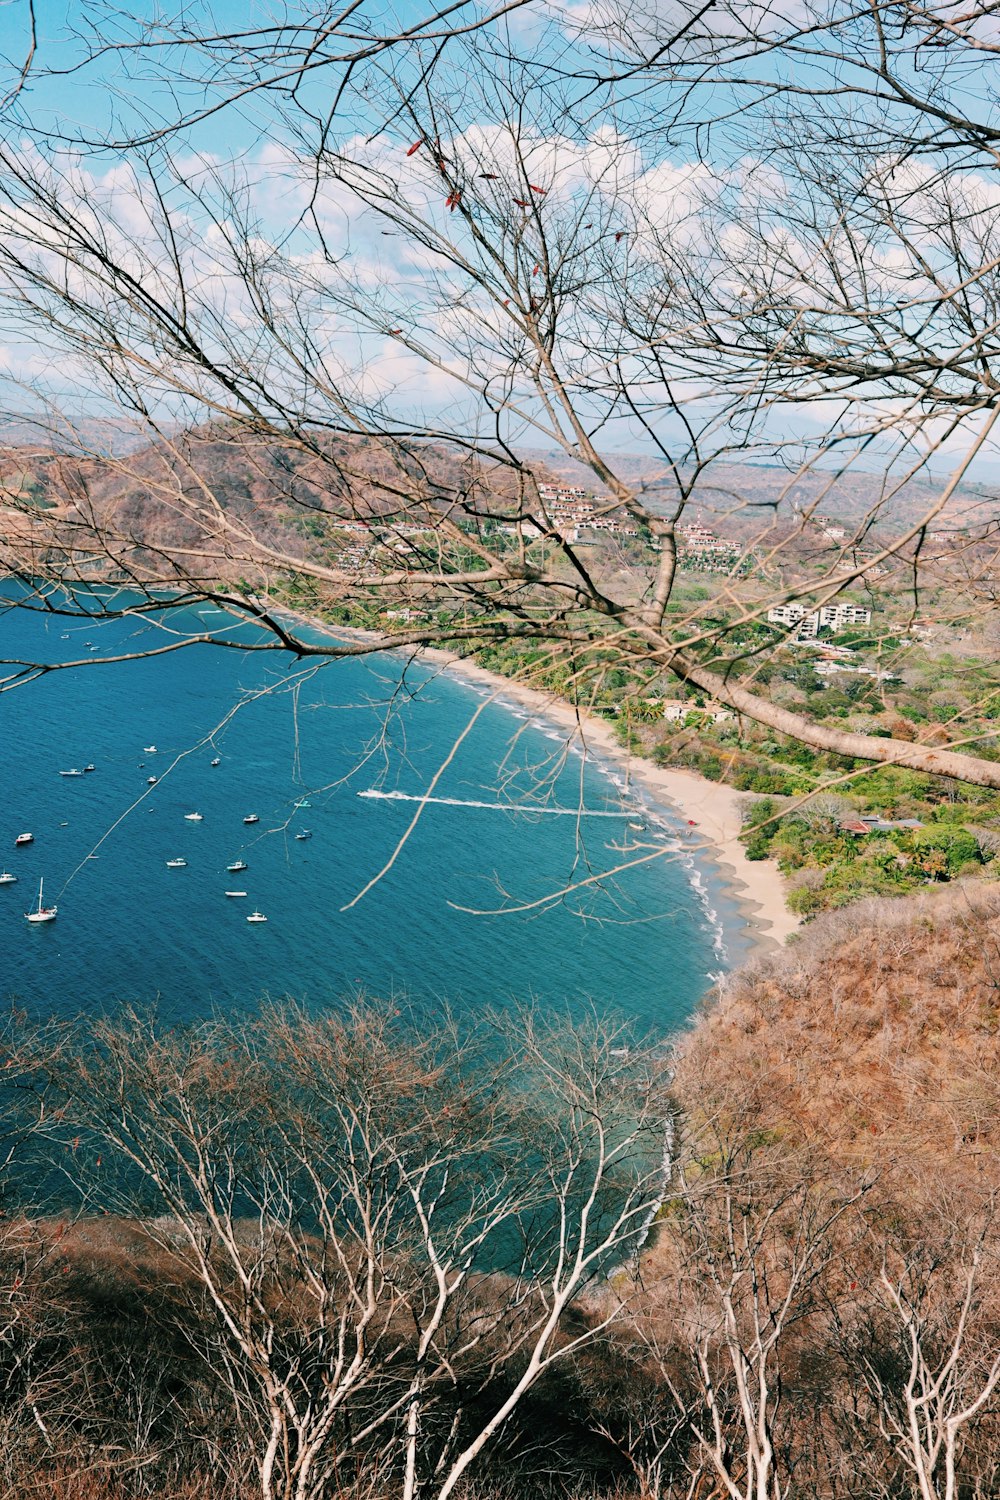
[0,589,748,1031]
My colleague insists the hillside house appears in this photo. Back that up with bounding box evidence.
[659,697,734,724]
[841,815,924,835]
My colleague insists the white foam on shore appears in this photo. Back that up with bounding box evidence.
[381,671,738,969]
[591,761,730,963]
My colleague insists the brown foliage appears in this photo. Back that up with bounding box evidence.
[676,881,1000,1209]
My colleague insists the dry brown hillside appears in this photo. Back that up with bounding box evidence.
[0,426,550,595]
[581,887,1000,1500]
[676,882,1000,1205]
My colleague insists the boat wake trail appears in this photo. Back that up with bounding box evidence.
[357,789,624,817]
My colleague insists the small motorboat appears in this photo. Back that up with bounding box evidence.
[165,858,187,868]
[246,911,267,923]
[82,764,96,773]
[144,745,157,754]
[227,859,248,872]
[0,871,17,885]
[295,830,313,841]
[59,769,84,777]
[210,757,221,767]
[225,890,247,898]
[14,833,33,847]
[243,814,260,825]
[25,878,57,924]
[147,776,158,785]
[184,812,204,822]
[293,799,311,809]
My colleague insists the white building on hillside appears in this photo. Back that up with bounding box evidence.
[768,601,871,637]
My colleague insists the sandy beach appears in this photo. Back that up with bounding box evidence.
[279,607,800,957]
[418,652,801,955]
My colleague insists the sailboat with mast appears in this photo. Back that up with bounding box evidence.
[25,879,57,924]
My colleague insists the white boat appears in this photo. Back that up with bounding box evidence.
[246,911,267,923]
[227,859,248,872]
[225,889,247,897]
[293,798,311,809]
[166,858,187,868]
[147,776,158,785]
[243,814,259,825]
[59,769,83,777]
[144,745,157,754]
[0,871,16,885]
[295,830,313,841]
[14,833,33,847]
[210,757,221,767]
[184,812,204,822]
[25,879,57,924]
[83,764,95,773]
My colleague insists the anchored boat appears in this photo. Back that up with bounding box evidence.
[25,879,57,924]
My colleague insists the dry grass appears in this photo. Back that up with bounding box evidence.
[675,879,1000,1204]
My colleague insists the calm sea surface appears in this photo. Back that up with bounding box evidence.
[0,589,749,1031]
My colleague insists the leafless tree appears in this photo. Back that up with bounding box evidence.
[0,0,995,792]
[29,1001,672,1500]
[579,1093,870,1500]
[841,1202,1000,1500]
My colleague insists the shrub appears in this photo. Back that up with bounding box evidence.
[910,827,981,874]
[786,883,825,916]
[744,835,774,861]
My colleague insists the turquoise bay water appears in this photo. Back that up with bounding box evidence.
[0,591,748,1030]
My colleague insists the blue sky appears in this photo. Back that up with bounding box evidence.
[3,1,1000,480]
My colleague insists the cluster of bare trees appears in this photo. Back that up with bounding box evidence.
[0,958,993,1498]
[0,1003,673,1499]
[0,0,996,789]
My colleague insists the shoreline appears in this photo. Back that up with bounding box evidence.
[419,651,800,956]
[278,607,799,958]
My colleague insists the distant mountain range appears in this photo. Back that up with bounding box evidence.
[2,426,994,565]
[0,413,161,455]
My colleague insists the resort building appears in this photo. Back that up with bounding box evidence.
[768,601,872,637]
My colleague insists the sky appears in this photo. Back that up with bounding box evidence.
[3,1,1000,482]
[0,0,315,148]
